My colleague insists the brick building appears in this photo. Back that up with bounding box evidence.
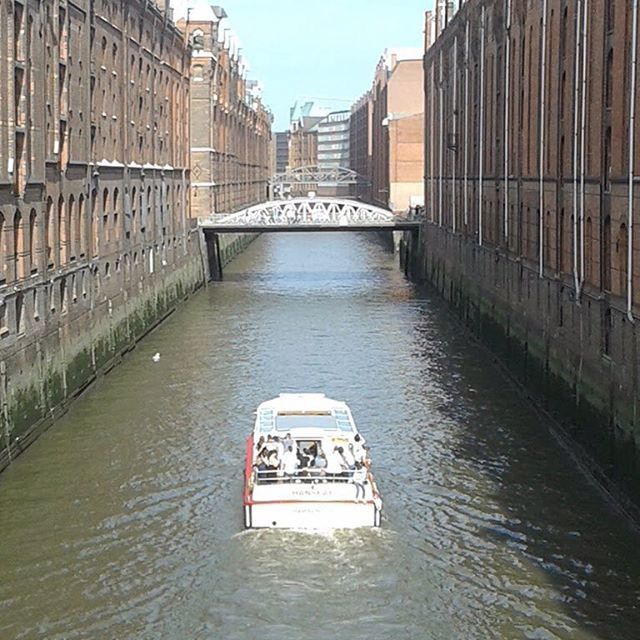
[179,5,272,217]
[0,0,202,467]
[350,94,372,202]
[349,49,424,212]
[274,131,290,174]
[420,0,640,503]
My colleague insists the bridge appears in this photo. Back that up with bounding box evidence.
[199,197,423,279]
[270,166,369,198]
[270,166,368,186]
[199,198,421,233]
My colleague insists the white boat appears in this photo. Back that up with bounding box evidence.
[243,393,382,529]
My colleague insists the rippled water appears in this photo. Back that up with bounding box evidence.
[1,233,639,640]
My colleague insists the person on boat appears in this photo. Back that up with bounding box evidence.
[281,445,298,478]
[283,432,295,453]
[341,444,356,469]
[352,434,367,465]
[352,461,367,502]
[313,449,327,469]
[325,446,346,478]
[335,446,352,478]
[300,441,317,467]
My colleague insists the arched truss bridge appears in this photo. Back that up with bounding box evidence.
[270,166,369,185]
[199,198,421,233]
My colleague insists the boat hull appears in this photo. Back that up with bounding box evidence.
[245,500,381,529]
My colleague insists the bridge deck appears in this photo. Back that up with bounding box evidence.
[200,221,421,234]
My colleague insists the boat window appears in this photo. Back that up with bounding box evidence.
[275,413,337,431]
[258,409,275,433]
[334,410,353,432]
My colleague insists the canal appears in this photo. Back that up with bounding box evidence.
[1,233,638,640]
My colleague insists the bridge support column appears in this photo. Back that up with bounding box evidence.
[400,228,422,280]
[205,232,223,281]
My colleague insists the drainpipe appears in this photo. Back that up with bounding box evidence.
[504,0,511,244]
[453,34,458,233]
[572,0,582,300]
[464,19,470,227]
[539,0,548,277]
[431,63,436,223]
[579,0,589,291]
[439,48,444,227]
[628,0,638,322]
[479,4,486,246]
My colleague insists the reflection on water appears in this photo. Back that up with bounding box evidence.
[0,233,638,640]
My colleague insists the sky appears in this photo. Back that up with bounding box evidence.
[171,0,433,130]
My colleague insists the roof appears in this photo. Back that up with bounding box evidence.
[258,393,349,414]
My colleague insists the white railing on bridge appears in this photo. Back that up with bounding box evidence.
[200,198,411,228]
[270,166,367,186]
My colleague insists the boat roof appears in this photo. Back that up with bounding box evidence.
[257,393,349,414]
[254,394,356,436]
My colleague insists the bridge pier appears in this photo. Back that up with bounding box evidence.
[204,232,223,281]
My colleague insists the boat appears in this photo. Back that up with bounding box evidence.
[243,393,382,529]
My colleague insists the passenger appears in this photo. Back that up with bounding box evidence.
[352,461,368,502]
[335,446,351,480]
[283,432,295,453]
[342,443,356,468]
[325,446,344,477]
[313,450,327,469]
[282,445,298,478]
[301,442,317,467]
[352,434,367,464]
[272,436,285,462]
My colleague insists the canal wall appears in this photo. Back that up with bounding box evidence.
[0,231,205,472]
[407,223,640,511]
[218,233,259,269]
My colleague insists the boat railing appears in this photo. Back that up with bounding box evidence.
[253,468,365,485]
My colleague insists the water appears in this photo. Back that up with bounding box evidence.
[0,233,638,640]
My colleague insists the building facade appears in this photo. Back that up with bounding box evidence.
[350,94,373,201]
[317,110,350,169]
[275,131,290,174]
[0,0,203,468]
[179,6,272,218]
[420,0,640,504]
[349,49,424,212]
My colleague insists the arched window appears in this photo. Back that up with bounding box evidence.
[91,188,98,257]
[113,188,120,239]
[29,209,37,274]
[605,49,614,111]
[617,223,628,297]
[60,278,68,315]
[45,198,53,268]
[13,210,24,280]
[103,187,109,214]
[603,215,612,291]
[78,194,85,257]
[15,293,24,334]
[58,196,66,263]
[68,195,76,260]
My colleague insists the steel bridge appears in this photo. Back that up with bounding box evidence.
[199,198,420,233]
[199,197,423,280]
[270,166,368,187]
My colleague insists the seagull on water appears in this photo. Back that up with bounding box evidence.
[152,352,161,362]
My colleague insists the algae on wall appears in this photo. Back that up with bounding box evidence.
[407,223,640,510]
[0,249,204,470]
